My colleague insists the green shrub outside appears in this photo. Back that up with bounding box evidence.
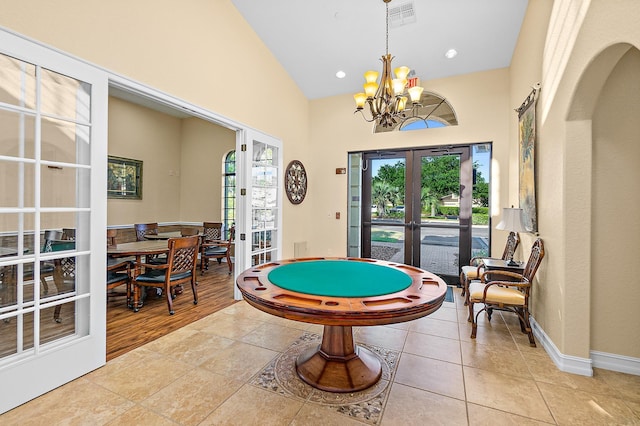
[377,206,489,225]
[437,206,459,216]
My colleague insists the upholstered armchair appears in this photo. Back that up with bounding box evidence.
[460,231,520,304]
[467,238,545,347]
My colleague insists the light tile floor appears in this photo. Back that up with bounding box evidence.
[3,288,640,425]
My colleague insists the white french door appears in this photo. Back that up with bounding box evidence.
[0,29,108,413]
[234,129,282,299]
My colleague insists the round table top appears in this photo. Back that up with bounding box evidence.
[236,257,448,326]
[267,259,412,297]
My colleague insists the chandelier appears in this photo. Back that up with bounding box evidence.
[353,0,424,128]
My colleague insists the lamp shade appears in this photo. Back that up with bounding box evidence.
[496,207,528,232]
[353,93,367,108]
[394,66,410,80]
[408,85,424,103]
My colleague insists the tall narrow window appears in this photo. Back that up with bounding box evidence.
[223,150,236,239]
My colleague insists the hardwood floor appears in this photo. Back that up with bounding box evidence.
[106,265,237,361]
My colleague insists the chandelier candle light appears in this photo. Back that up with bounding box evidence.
[353,0,424,128]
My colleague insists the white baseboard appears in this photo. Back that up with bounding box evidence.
[530,316,593,376]
[591,350,640,376]
[531,317,640,377]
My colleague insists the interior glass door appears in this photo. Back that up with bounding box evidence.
[233,129,283,300]
[0,30,108,413]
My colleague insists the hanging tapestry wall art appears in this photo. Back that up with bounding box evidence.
[516,85,539,232]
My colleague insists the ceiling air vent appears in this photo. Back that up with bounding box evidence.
[388,2,416,29]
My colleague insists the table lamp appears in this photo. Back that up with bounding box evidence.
[496,207,528,266]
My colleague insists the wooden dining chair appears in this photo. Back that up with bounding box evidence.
[468,238,545,347]
[134,223,165,263]
[180,227,199,237]
[134,223,158,241]
[107,257,132,307]
[460,231,520,303]
[132,236,199,315]
[201,222,222,241]
[106,229,133,306]
[200,223,234,274]
[107,229,118,249]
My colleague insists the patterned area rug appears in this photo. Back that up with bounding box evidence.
[249,331,401,425]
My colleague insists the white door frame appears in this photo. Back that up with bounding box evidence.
[233,129,284,300]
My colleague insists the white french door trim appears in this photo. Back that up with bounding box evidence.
[234,130,283,300]
[0,26,109,413]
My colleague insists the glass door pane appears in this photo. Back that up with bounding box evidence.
[250,141,278,267]
[471,144,492,259]
[414,147,472,283]
[362,154,408,263]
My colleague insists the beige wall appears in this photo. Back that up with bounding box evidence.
[307,68,512,258]
[108,98,236,226]
[0,0,310,250]
[107,97,182,225]
[508,0,561,348]
[531,0,640,361]
[179,117,235,223]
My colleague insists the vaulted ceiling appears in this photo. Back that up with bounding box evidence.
[230,0,529,100]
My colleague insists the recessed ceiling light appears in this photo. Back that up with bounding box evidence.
[336,70,346,79]
[444,49,458,59]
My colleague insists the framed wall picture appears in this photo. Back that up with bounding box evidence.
[107,156,143,199]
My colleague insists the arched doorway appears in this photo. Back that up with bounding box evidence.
[566,43,640,369]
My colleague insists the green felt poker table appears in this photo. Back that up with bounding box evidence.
[236,257,447,393]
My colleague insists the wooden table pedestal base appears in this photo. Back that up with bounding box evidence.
[295,325,382,393]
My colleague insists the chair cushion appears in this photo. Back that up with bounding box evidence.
[204,247,227,256]
[117,256,136,263]
[107,271,128,285]
[107,257,131,269]
[468,281,525,305]
[135,270,192,283]
[461,265,482,279]
[135,269,165,282]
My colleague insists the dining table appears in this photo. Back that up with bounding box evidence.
[106,240,169,277]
